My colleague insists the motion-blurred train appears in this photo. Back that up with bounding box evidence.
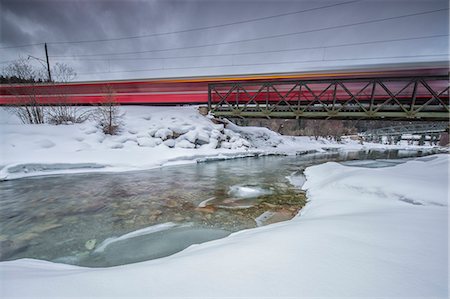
[0,62,448,106]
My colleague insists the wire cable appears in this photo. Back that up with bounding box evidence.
[51,7,449,58]
[49,34,448,62]
[0,0,360,50]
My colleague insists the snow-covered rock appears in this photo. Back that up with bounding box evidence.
[137,137,161,147]
[163,139,176,148]
[175,139,195,149]
[154,128,173,140]
[182,130,198,143]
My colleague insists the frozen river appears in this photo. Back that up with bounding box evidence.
[0,148,439,267]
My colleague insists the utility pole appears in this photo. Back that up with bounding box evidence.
[44,43,52,82]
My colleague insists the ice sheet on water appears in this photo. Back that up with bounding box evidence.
[228,185,272,198]
[286,172,306,189]
[86,226,230,267]
[340,159,407,168]
[94,222,181,253]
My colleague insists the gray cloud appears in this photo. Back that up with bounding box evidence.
[0,0,448,81]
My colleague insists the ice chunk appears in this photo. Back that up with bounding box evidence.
[94,222,180,253]
[286,172,307,189]
[198,197,215,208]
[228,185,272,198]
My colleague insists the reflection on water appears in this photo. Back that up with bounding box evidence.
[0,148,439,267]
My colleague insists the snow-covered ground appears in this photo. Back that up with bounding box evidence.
[0,106,438,180]
[0,153,447,298]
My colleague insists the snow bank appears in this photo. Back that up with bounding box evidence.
[0,106,255,180]
[1,154,447,298]
[0,106,437,180]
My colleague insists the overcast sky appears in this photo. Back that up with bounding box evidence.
[0,0,448,81]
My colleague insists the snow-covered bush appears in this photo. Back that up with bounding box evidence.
[3,60,79,125]
[47,105,90,125]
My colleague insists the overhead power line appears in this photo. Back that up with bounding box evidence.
[0,0,360,50]
[50,34,448,62]
[3,34,446,65]
[77,54,449,76]
[51,7,449,58]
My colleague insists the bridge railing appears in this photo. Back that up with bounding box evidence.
[208,75,449,120]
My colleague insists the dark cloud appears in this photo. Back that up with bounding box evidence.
[0,0,448,81]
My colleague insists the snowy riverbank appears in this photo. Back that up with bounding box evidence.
[0,153,447,298]
[0,106,440,180]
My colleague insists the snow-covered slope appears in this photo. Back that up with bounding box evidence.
[0,154,447,298]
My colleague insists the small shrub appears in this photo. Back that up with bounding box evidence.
[92,86,124,135]
[47,105,90,125]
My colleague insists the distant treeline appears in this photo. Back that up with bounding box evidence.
[0,76,46,84]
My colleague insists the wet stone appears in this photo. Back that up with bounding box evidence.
[85,239,96,251]
[163,199,178,208]
[0,239,29,259]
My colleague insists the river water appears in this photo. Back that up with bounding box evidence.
[0,148,439,267]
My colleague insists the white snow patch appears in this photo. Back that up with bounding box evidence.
[36,139,55,148]
[228,185,272,198]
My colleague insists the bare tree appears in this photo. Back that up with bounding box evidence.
[2,59,87,125]
[2,59,46,124]
[93,86,124,135]
[52,63,76,82]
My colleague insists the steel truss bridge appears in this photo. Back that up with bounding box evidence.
[208,75,449,120]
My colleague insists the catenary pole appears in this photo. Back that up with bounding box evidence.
[45,43,52,82]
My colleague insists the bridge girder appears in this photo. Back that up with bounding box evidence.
[208,75,449,121]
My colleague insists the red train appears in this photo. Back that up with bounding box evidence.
[0,62,448,105]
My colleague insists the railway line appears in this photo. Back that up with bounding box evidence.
[1,62,448,120]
